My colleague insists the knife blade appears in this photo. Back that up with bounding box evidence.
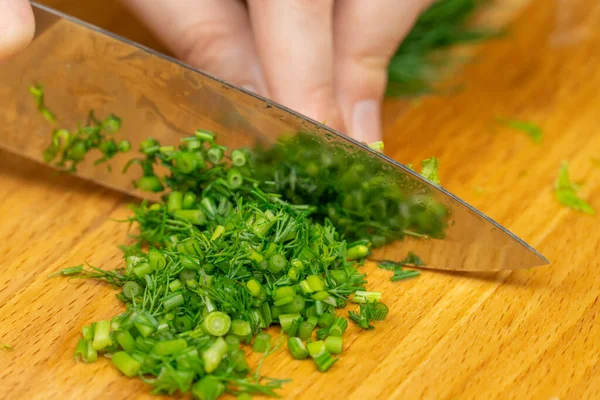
[0,2,548,271]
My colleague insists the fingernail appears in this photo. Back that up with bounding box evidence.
[351,99,382,144]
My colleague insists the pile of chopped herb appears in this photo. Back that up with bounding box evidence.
[36,87,447,398]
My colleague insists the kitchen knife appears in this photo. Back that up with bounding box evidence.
[0,2,549,271]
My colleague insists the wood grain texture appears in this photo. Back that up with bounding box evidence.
[2,0,599,399]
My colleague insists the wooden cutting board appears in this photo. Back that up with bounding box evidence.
[2,0,599,399]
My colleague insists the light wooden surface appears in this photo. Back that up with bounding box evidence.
[2,0,600,399]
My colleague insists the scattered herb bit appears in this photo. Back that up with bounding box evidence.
[554,161,595,215]
[348,301,388,330]
[377,252,424,282]
[28,83,56,123]
[368,141,384,153]
[387,0,497,96]
[420,157,441,185]
[0,344,13,351]
[497,118,543,144]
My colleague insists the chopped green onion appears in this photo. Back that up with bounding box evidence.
[279,313,301,333]
[316,328,329,340]
[115,330,135,354]
[287,317,303,337]
[161,292,184,311]
[325,336,343,354]
[371,302,389,321]
[211,225,225,241]
[112,351,141,377]
[231,149,247,166]
[299,280,313,294]
[346,244,370,260]
[91,320,112,350]
[183,192,197,209]
[132,262,153,279]
[167,191,183,213]
[230,349,250,372]
[273,286,296,301]
[313,351,337,372]
[281,295,306,314]
[174,315,193,333]
[312,291,329,301]
[152,338,187,356]
[207,147,224,164]
[287,337,308,359]
[225,335,241,353]
[195,129,216,143]
[329,317,348,337]
[246,279,262,297]
[391,270,421,282]
[173,209,207,225]
[352,291,382,303]
[202,337,228,373]
[122,281,142,299]
[230,319,252,337]
[252,332,271,353]
[201,311,231,337]
[148,248,166,271]
[274,296,294,307]
[306,275,325,292]
[227,168,244,189]
[135,176,164,192]
[192,375,225,400]
[307,340,326,358]
[318,313,335,329]
[169,279,183,292]
[268,254,287,273]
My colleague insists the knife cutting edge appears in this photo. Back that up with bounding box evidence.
[0,2,549,271]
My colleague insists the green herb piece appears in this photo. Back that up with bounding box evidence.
[287,337,309,359]
[554,161,595,214]
[0,344,13,351]
[419,157,441,185]
[324,336,343,354]
[368,141,384,153]
[252,332,272,353]
[497,118,543,143]
[29,84,56,123]
[378,252,424,282]
[348,301,388,330]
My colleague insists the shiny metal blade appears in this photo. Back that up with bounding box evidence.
[0,3,549,271]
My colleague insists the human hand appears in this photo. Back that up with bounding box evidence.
[0,0,434,142]
[0,0,35,61]
[123,0,434,143]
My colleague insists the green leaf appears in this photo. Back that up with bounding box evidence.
[554,161,595,214]
[420,157,441,185]
[497,118,542,143]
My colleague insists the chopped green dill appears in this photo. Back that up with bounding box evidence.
[497,118,543,144]
[554,161,595,215]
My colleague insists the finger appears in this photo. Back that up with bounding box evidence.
[0,0,35,61]
[334,0,434,143]
[121,0,268,95]
[247,0,343,130]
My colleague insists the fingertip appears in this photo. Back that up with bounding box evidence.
[0,0,35,61]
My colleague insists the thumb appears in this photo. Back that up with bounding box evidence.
[0,0,35,61]
[333,0,432,143]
